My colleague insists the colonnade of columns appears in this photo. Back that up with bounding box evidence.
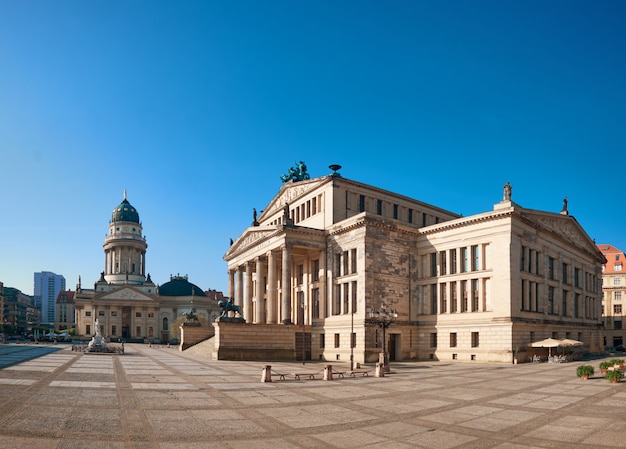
[228,245,326,325]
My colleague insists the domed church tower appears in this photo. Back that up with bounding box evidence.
[103,190,148,285]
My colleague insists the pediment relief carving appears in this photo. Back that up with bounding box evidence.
[265,180,325,217]
[531,215,593,252]
[98,288,156,301]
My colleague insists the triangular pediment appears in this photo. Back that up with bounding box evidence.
[95,286,158,302]
[260,176,331,221]
[520,209,603,259]
[224,227,282,259]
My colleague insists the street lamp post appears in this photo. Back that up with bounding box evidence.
[369,302,398,373]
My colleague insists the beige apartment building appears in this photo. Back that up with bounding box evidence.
[223,167,606,363]
[598,244,626,349]
[73,192,222,343]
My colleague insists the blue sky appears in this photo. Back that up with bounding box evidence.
[1,1,625,295]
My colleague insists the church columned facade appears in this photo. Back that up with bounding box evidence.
[74,193,221,343]
[223,167,606,363]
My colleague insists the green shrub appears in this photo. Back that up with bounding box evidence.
[599,361,612,371]
[605,369,623,382]
[576,365,594,378]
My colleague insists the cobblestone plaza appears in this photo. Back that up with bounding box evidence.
[0,344,625,448]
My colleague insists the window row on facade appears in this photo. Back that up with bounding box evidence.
[424,244,487,279]
[521,245,599,291]
[426,278,489,314]
[520,280,598,319]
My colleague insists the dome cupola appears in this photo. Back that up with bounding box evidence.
[111,190,140,224]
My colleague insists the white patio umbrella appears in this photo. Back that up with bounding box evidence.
[560,339,583,347]
[530,338,562,357]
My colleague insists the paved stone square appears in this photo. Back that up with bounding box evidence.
[0,343,625,448]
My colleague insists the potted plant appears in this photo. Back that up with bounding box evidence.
[599,361,612,375]
[513,346,520,365]
[609,359,625,368]
[605,369,623,383]
[576,365,594,380]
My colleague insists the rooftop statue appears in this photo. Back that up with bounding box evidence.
[280,161,310,183]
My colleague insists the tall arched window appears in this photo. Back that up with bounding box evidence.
[162,317,168,331]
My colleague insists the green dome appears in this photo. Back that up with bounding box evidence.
[111,198,140,224]
[159,276,207,297]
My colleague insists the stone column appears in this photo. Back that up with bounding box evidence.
[319,249,326,319]
[244,262,253,323]
[281,245,292,324]
[254,256,265,324]
[236,267,243,309]
[228,269,235,302]
[267,250,277,324]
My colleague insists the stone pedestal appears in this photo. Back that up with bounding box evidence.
[323,365,333,381]
[375,362,385,377]
[261,365,272,383]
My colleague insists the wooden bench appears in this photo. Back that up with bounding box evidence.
[332,370,345,378]
[349,369,371,377]
[292,372,318,380]
[271,370,287,381]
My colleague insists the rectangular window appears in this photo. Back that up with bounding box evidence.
[136,312,142,318]
[450,332,457,347]
[615,321,623,330]
[86,311,92,317]
[312,288,320,319]
[99,310,105,316]
[562,290,568,316]
[450,281,457,313]
[298,264,304,285]
[111,311,118,317]
[376,199,382,215]
[312,259,320,282]
[461,280,468,312]
[343,283,349,315]
[471,245,479,271]
[393,204,398,219]
[431,284,437,314]
[422,213,427,227]
[616,292,622,300]
[548,287,555,314]
[615,278,622,286]
[333,285,341,315]
[430,253,437,277]
[359,195,365,212]
[440,283,447,314]
[408,208,413,223]
[548,257,555,280]
[351,281,357,314]
[334,333,340,348]
[148,312,154,318]
[521,245,526,271]
[319,333,325,349]
[440,250,447,275]
[615,304,623,314]
[335,254,342,277]
[461,247,469,273]
[343,251,349,276]
[111,325,117,336]
[449,249,457,274]
[351,249,357,274]
[471,332,479,348]
[430,332,437,348]
[86,325,91,335]
[562,263,568,284]
[471,279,479,312]
[574,293,580,318]
[574,268,580,288]
[136,326,141,337]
